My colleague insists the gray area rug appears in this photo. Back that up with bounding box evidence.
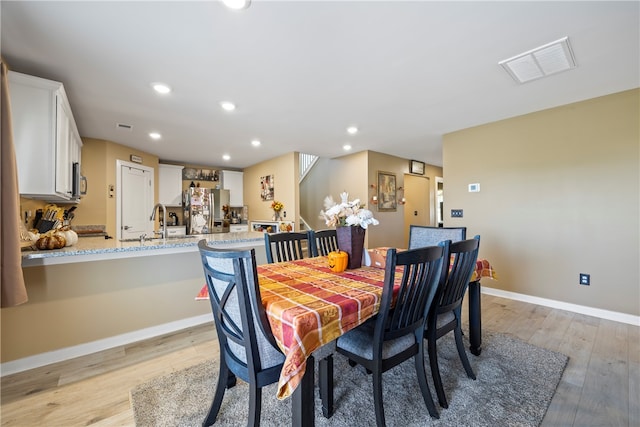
[130,332,568,426]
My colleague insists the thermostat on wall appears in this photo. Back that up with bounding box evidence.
[468,183,480,192]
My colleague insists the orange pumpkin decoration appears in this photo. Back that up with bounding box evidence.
[328,250,348,273]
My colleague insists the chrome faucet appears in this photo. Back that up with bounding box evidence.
[150,203,167,239]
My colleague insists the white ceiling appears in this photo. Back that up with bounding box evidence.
[2,1,638,169]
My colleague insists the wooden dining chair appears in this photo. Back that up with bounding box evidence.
[425,236,480,409]
[335,245,446,425]
[408,225,466,249]
[264,231,312,263]
[309,228,339,257]
[198,240,285,427]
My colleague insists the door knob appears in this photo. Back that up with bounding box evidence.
[123,225,131,230]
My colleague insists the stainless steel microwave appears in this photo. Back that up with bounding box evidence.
[72,162,87,199]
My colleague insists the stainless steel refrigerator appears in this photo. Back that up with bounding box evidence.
[183,188,230,234]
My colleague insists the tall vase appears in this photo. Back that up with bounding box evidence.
[336,226,366,269]
[272,211,281,221]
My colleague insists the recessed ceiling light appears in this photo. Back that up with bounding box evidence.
[149,132,161,140]
[221,0,251,10]
[220,101,236,112]
[151,83,171,94]
[222,154,231,161]
[343,144,352,151]
[347,126,358,135]
[251,139,261,147]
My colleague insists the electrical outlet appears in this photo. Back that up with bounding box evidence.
[451,209,463,218]
[579,273,590,286]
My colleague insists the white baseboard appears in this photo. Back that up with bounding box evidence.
[0,314,212,377]
[481,286,640,326]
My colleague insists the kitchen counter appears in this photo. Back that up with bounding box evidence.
[21,231,265,267]
[5,230,269,370]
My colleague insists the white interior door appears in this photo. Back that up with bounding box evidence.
[117,161,154,240]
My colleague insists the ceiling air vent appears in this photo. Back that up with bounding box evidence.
[116,123,133,131]
[499,36,576,84]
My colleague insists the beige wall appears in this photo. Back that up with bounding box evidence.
[299,150,442,248]
[443,89,639,316]
[300,156,333,230]
[243,152,299,227]
[366,151,442,248]
[79,138,159,237]
[3,252,208,362]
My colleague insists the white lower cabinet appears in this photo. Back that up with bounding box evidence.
[229,224,249,233]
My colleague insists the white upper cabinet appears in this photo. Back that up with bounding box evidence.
[9,71,82,202]
[222,170,244,206]
[158,164,184,206]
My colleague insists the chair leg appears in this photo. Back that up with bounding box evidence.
[414,347,440,419]
[202,360,231,427]
[372,369,386,427]
[428,334,448,408]
[247,381,262,427]
[320,354,334,418]
[454,326,476,380]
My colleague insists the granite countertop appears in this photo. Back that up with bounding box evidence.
[21,231,266,266]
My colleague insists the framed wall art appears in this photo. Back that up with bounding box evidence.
[261,174,274,201]
[377,171,397,211]
[410,160,425,175]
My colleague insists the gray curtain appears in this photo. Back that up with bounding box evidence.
[1,60,28,307]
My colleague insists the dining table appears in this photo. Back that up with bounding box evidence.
[253,255,496,426]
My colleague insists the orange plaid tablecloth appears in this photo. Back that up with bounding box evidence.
[258,256,390,399]
[471,258,498,282]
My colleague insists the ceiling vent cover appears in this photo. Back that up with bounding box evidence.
[499,37,576,84]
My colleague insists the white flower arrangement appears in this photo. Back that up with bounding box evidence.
[319,192,379,229]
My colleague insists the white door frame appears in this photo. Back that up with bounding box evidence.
[116,160,155,240]
[434,176,444,226]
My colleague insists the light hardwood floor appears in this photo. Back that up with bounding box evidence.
[1,294,638,426]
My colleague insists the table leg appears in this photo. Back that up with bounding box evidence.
[468,280,482,356]
[319,354,334,418]
[292,354,315,426]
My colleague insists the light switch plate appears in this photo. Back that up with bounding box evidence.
[451,209,463,218]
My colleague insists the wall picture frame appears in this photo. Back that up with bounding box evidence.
[410,160,425,175]
[377,171,397,211]
[261,174,274,201]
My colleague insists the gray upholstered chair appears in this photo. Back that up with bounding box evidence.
[408,225,466,249]
[335,245,446,425]
[198,240,285,427]
[264,231,312,263]
[426,236,480,409]
[309,228,338,257]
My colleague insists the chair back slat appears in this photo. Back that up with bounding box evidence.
[408,225,466,250]
[310,229,339,257]
[435,236,480,314]
[264,231,312,263]
[378,245,445,342]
